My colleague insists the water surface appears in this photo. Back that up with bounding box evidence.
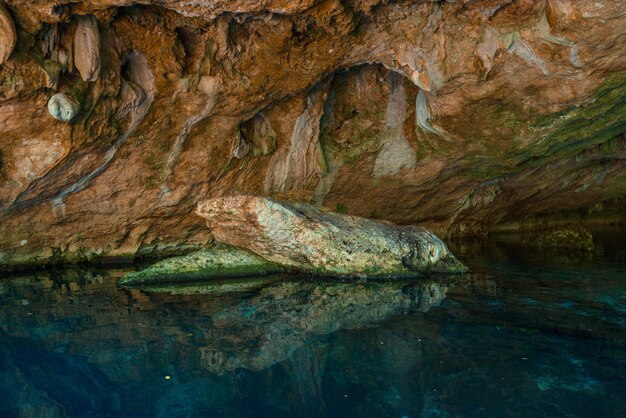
[1,230,625,417]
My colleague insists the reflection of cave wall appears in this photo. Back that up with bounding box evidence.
[0,0,624,266]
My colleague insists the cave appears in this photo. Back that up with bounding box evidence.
[0,0,624,416]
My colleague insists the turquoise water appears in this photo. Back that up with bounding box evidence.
[1,230,625,417]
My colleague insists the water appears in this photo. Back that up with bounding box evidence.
[1,230,625,418]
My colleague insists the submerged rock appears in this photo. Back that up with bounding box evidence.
[119,245,284,286]
[529,225,595,251]
[0,1,16,64]
[137,276,283,294]
[196,196,468,278]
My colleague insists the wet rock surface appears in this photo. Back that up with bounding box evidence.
[197,196,467,277]
[120,245,284,286]
[0,0,624,266]
[527,225,595,252]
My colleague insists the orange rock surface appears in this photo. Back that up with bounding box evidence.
[0,0,624,267]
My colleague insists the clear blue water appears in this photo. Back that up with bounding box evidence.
[1,230,625,418]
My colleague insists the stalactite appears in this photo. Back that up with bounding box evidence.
[535,10,582,68]
[240,113,277,157]
[373,71,416,177]
[0,1,16,64]
[52,50,155,205]
[73,15,101,81]
[160,76,219,197]
[415,89,439,136]
[264,85,329,193]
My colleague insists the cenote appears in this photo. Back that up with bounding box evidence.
[1,229,624,418]
[2,1,626,417]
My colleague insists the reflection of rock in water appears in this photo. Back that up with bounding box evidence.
[0,270,450,416]
[0,271,446,377]
[193,280,447,374]
[2,253,624,418]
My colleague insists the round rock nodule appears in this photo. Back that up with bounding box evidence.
[48,93,79,122]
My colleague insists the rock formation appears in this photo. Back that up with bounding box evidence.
[120,245,284,285]
[47,93,79,122]
[197,196,467,277]
[0,0,624,267]
[73,15,101,82]
[0,1,16,64]
[525,225,595,252]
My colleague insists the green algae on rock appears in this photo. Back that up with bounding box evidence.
[528,225,595,252]
[119,245,284,286]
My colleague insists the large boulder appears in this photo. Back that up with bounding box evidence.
[196,196,467,278]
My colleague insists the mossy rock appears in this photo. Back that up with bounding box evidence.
[119,245,285,286]
[526,225,595,251]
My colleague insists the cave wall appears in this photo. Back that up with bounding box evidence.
[0,0,624,266]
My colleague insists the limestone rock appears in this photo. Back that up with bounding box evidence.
[119,245,284,286]
[0,0,625,268]
[240,113,277,156]
[196,196,468,278]
[264,85,329,192]
[73,15,100,81]
[0,1,16,64]
[47,93,79,122]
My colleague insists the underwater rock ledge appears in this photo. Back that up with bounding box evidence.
[523,224,595,252]
[119,245,284,286]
